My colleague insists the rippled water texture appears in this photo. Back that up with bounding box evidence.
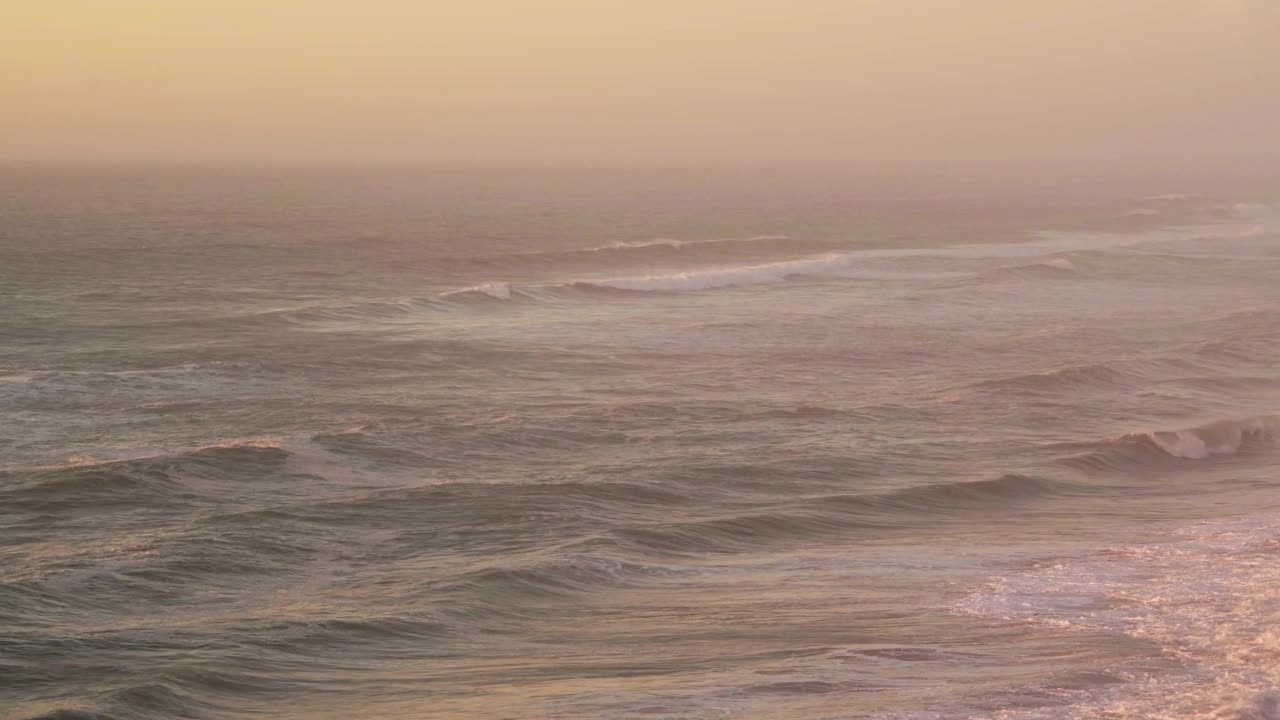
[2,168,1279,719]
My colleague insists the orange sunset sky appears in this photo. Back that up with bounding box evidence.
[2,1,1276,173]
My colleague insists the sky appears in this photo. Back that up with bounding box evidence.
[2,1,1277,174]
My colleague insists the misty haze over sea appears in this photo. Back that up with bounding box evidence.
[2,167,1279,718]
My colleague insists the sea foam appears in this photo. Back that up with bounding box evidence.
[577,253,854,292]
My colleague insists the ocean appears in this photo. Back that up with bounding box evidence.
[2,167,1278,719]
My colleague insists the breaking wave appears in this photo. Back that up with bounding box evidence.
[571,252,856,292]
[585,234,791,252]
[1121,415,1280,459]
[452,234,808,276]
[439,282,512,301]
[1060,415,1280,473]
[425,252,862,300]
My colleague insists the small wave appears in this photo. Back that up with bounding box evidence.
[438,282,512,301]
[1161,374,1280,394]
[973,256,1079,283]
[970,240,1279,288]
[585,235,791,252]
[593,237,685,250]
[47,438,286,471]
[276,285,524,325]
[1060,415,1280,473]
[309,429,449,469]
[870,473,1080,508]
[1,442,292,511]
[971,363,1138,394]
[0,363,263,410]
[573,252,855,292]
[612,474,1078,555]
[246,613,453,653]
[1196,337,1280,365]
[329,224,1279,317]
[99,683,201,719]
[429,252,858,299]
[436,554,676,602]
[449,234,803,276]
[22,707,116,712]
[1233,202,1273,218]
[0,467,170,511]
[279,479,696,554]
[431,244,919,299]
[612,510,857,555]
[1137,416,1280,459]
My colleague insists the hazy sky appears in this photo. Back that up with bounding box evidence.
[3,1,1277,173]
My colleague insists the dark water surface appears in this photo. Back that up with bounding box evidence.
[2,168,1279,719]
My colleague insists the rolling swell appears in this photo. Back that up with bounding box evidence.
[265,238,838,323]
[609,473,1083,556]
[201,228,1278,331]
[23,707,117,712]
[297,473,1095,630]
[970,363,1141,395]
[427,252,865,302]
[961,347,1280,402]
[568,252,856,292]
[973,248,1268,285]
[195,472,1088,617]
[309,429,452,470]
[9,443,1087,560]
[433,554,683,605]
[464,234,806,270]
[966,354,1221,397]
[0,443,291,513]
[8,179,1279,720]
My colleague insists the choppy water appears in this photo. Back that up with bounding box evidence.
[2,168,1279,719]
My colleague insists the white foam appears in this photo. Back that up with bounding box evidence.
[440,282,512,300]
[596,238,686,250]
[578,227,1181,293]
[1234,202,1272,217]
[1148,429,1215,458]
[437,219,1267,300]
[579,252,855,292]
[1146,416,1280,459]
[587,235,790,252]
[1032,221,1266,253]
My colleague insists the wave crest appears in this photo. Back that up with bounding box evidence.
[613,474,1078,555]
[439,282,512,301]
[1062,415,1280,473]
[1128,416,1280,460]
[573,253,855,292]
[1,442,292,511]
[587,234,790,252]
